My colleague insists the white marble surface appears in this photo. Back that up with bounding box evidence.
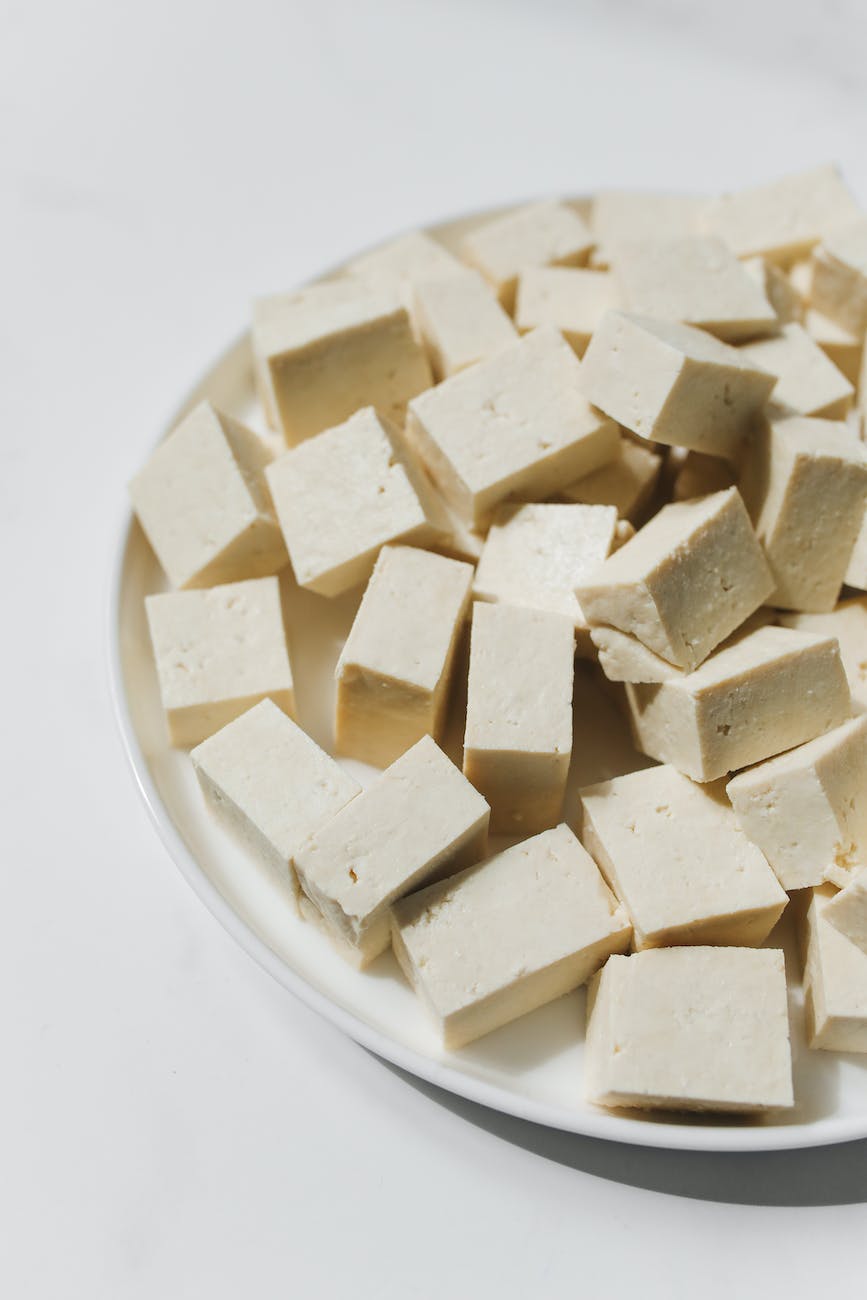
[4,1,867,1294]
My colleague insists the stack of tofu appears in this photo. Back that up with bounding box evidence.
[130,164,867,1119]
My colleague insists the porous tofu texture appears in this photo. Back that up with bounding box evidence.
[580,764,786,949]
[804,887,867,1052]
[460,200,593,311]
[391,824,631,1049]
[741,324,854,421]
[406,326,619,528]
[585,947,793,1111]
[579,311,777,457]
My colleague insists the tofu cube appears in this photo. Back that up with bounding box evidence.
[411,268,517,380]
[726,716,867,891]
[145,577,294,747]
[191,700,360,901]
[741,415,867,612]
[590,609,774,685]
[252,280,432,444]
[805,309,864,385]
[463,602,574,834]
[562,436,661,522]
[129,401,287,590]
[335,545,473,768]
[294,735,488,966]
[460,200,593,311]
[580,764,786,949]
[347,230,464,293]
[672,450,736,502]
[579,311,777,457]
[585,947,794,1112]
[576,488,774,671]
[803,886,867,1052]
[779,597,867,706]
[406,327,619,528]
[823,869,867,956]
[391,824,631,1049]
[742,256,804,324]
[591,190,707,266]
[514,266,620,356]
[810,218,867,336]
[625,625,851,782]
[741,324,854,421]
[265,407,447,597]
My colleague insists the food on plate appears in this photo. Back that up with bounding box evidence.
[803,886,867,1051]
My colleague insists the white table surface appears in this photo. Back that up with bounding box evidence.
[4,1,867,1294]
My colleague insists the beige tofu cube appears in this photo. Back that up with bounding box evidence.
[779,598,867,707]
[823,869,867,956]
[391,824,631,1050]
[129,401,287,590]
[741,415,867,612]
[579,311,776,457]
[514,266,620,356]
[741,323,854,420]
[625,625,851,781]
[265,407,447,597]
[576,488,773,671]
[562,436,661,522]
[580,765,786,949]
[145,577,294,747]
[672,450,737,501]
[590,609,775,686]
[294,735,489,967]
[805,309,864,385]
[810,218,867,336]
[412,269,517,380]
[335,545,473,768]
[463,602,574,834]
[591,191,707,266]
[803,886,867,1052]
[252,280,432,443]
[347,230,464,293]
[191,700,360,902]
[585,947,793,1112]
[615,236,777,342]
[742,256,804,324]
[406,327,619,528]
[460,200,593,311]
[726,715,867,891]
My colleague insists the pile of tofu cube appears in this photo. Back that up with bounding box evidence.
[131,163,867,1118]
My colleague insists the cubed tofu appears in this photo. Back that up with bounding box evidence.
[293,735,489,967]
[145,577,294,747]
[129,401,287,589]
[726,715,867,891]
[779,598,867,706]
[672,450,737,501]
[460,200,593,311]
[590,609,775,685]
[585,947,794,1111]
[805,309,864,385]
[252,280,432,443]
[335,545,473,768]
[579,311,776,457]
[463,602,574,834]
[265,407,447,597]
[412,268,517,379]
[562,436,661,522]
[625,625,851,781]
[741,415,867,612]
[406,327,619,528]
[810,218,867,336]
[347,230,464,293]
[576,488,773,671]
[514,266,620,356]
[823,869,867,956]
[580,764,786,949]
[741,324,854,421]
[391,824,631,1049]
[803,886,867,1052]
[742,256,804,324]
[191,700,360,901]
[703,164,861,263]
[591,190,707,266]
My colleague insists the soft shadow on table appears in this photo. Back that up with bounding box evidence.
[376,1056,867,1206]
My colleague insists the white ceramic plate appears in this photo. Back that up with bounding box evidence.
[110,204,867,1152]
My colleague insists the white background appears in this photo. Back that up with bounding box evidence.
[4,1,867,1295]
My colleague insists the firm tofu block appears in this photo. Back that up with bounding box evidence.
[741,324,854,421]
[726,716,867,891]
[463,602,574,834]
[579,311,777,457]
[472,501,622,633]
[590,609,775,685]
[129,401,287,590]
[460,200,593,311]
[335,545,473,768]
[347,230,464,293]
[514,266,620,356]
[672,450,736,501]
[741,415,867,612]
[580,765,786,949]
[145,577,294,747]
[191,700,360,901]
[391,824,631,1049]
[805,309,864,385]
[625,625,851,781]
[779,598,867,706]
[562,436,661,522]
[576,488,773,670]
[591,191,707,266]
[265,406,447,597]
[742,256,804,324]
[803,886,867,1052]
[294,735,489,967]
[615,236,777,342]
[412,268,517,379]
[406,326,619,528]
[703,164,861,263]
[810,218,867,336]
[585,947,794,1112]
[823,869,867,956]
[251,280,432,443]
